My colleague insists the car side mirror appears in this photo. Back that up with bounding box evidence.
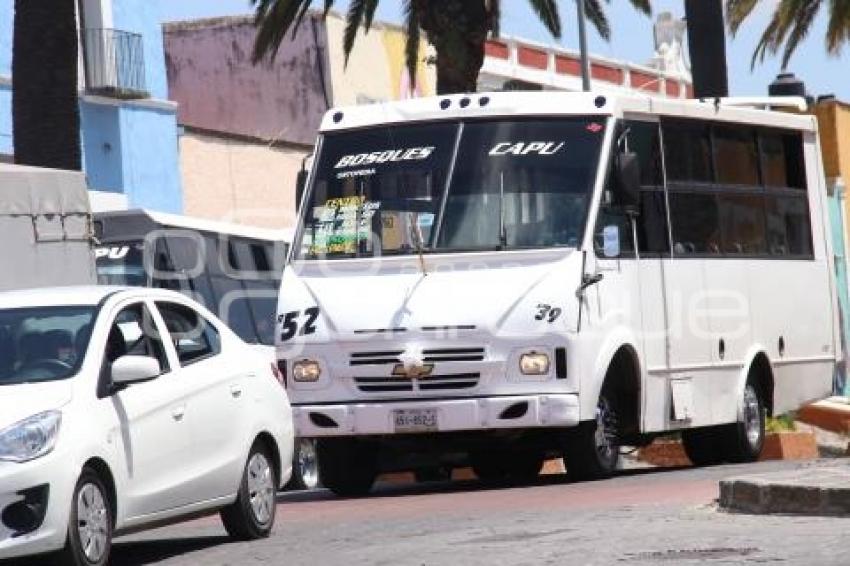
[111,355,161,388]
[615,151,641,215]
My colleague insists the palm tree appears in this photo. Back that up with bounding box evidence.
[12,0,81,170]
[684,0,728,97]
[251,0,651,95]
[727,0,850,69]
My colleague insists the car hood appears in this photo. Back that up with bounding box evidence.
[0,381,73,430]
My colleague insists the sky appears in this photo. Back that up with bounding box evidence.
[161,0,850,100]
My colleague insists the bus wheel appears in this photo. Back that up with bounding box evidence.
[723,382,766,463]
[681,428,724,466]
[563,392,620,481]
[317,438,377,497]
[286,439,321,491]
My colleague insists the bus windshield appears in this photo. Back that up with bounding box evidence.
[96,241,147,286]
[297,117,607,259]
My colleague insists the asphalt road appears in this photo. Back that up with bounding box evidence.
[9,460,850,565]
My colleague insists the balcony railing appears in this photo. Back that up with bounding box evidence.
[82,28,149,99]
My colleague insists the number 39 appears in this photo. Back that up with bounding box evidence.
[278,307,320,341]
[535,304,562,323]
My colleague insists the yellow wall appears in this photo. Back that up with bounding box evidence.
[325,12,435,106]
[816,100,850,181]
[179,130,307,229]
[815,100,850,226]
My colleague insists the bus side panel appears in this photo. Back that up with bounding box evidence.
[762,135,835,414]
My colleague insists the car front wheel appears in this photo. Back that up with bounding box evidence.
[57,468,113,566]
[221,442,278,540]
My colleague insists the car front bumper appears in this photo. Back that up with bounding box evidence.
[292,393,580,437]
[0,450,75,560]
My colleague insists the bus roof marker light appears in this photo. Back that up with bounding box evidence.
[479,96,490,107]
[440,99,451,110]
[333,111,344,123]
[594,96,607,108]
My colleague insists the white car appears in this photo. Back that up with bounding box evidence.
[0,287,294,564]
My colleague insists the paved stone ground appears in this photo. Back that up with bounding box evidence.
[720,459,850,515]
[113,461,850,565]
[8,460,850,566]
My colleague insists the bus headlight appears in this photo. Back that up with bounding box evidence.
[519,352,550,375]
[292,360,322,382]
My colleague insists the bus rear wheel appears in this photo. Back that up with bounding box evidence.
[723,382,766,463]
[317,438,377,497]
[563,393,620,481]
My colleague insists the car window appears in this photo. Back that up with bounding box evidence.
[155,302,222,366]
[105,303,169,373]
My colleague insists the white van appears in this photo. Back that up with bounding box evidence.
[277,92,838,496]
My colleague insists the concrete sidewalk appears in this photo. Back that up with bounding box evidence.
[719,460,850,516]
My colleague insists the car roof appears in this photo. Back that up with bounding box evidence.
[0,286,190,309]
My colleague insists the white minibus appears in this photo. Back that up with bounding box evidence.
[278,92,838,496]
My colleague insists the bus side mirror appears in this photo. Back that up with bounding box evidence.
[295,169,308,210]
[615,151,641,214]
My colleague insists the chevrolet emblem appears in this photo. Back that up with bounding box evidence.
[391,362,435,379]
[392,347,434,379]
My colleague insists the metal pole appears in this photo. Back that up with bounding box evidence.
[576,0,591,91]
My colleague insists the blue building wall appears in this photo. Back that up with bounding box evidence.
[0,0,182,213]
[1,0,12,156]
[117,103,182,213]
[0,0,11,76]
[112,0,169,100]
[0,84,13,156]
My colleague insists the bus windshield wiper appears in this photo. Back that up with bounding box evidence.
[409,212,428,275]
[499,171,508,248]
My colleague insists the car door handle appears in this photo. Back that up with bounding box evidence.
[230,385,243,399]
[171,405,186,421]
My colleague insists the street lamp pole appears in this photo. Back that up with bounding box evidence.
[576,0,591,91]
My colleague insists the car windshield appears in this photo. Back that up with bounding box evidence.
[96,241,147,286]
[296,117,607,259]
[0,306,96,385]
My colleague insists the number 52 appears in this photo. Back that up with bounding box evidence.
[278,307,320,341]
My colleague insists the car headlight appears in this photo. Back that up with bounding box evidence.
[0,411,62,463]
[292,360,322,382]
[519,352,550,375]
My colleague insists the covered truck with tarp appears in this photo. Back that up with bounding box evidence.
[0,164,96,291]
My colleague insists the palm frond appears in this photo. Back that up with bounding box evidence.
[628,0,652,16]
[251,0,315,64]
[342,0,372,65]
[725,0,759,36]
[826,0,850,54]
[363,0,380,32]
[583,0,611,41]
[403,0,422,91]
[526,0,562,39]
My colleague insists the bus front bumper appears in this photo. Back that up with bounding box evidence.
[292,394,580,437]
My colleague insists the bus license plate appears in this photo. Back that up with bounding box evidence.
[393,408,438,433]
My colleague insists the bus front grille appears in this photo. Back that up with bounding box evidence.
[353,372,481,393]
[349,347,485,367]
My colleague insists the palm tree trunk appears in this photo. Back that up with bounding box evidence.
[12,0,82,170]
[684,0,729,98]
[419,0,489,95]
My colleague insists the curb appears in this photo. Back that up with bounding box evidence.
[719,467,850,516]
[797,397,850,434]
